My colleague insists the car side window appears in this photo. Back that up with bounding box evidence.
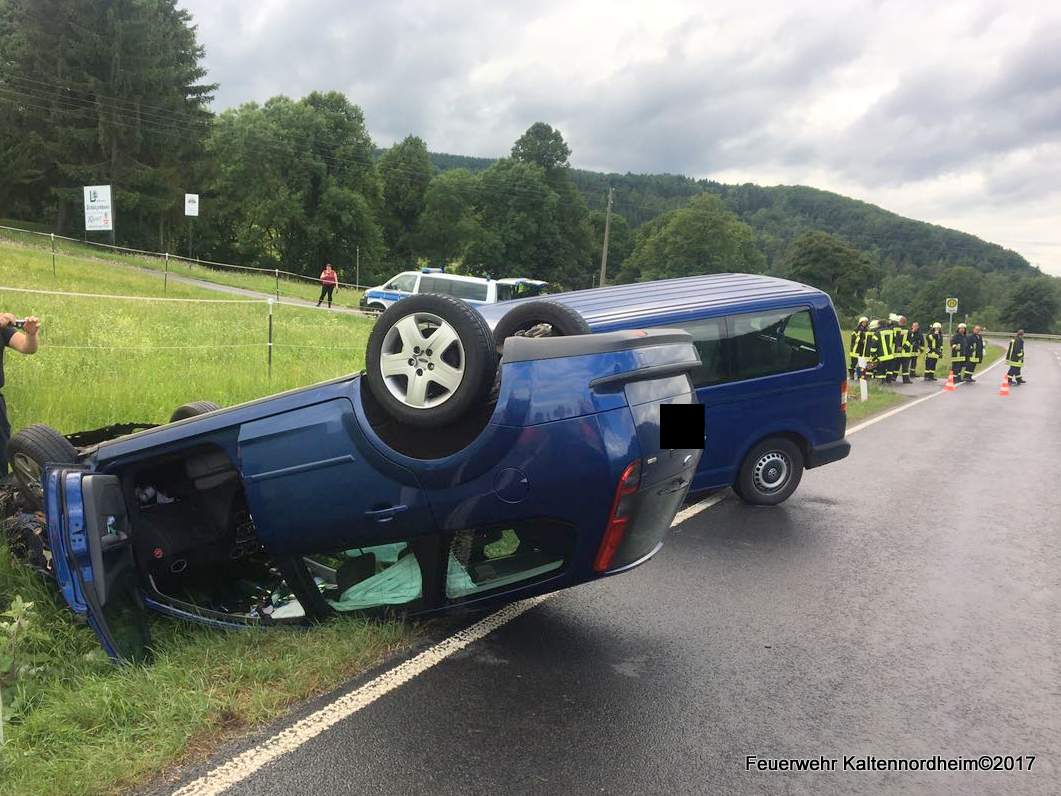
[387,274,417,292]
[727,308,818,379]
[680,317,727,388]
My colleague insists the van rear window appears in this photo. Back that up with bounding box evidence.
[728,308,818,379]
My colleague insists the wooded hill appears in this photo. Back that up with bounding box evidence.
[427,152,1033,278]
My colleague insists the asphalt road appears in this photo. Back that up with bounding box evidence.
[164,342,1061,796]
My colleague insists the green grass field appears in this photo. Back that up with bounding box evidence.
[0,223,367,310]
[0,241,412,796]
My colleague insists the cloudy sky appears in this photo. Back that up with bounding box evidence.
[181,0,1061,276]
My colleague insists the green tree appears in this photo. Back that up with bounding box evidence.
[378,135,433,260]
[618,194,765,284]
[0,0,214,247]
[414,168,483,266]
[1001,280,1059,333]
[200,92,383,279]
[879,273,918,313]
[782,232,878,315]
[511,122,571,172]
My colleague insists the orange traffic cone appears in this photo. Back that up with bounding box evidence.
[999,373,1010,397]
[943,371,957,392]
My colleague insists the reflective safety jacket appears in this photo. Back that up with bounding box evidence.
[1006,336,1024,367]
[925,331,943,358]
[877,326,897,361]
[849,327,869,358]
[968,333,984,364]
[950,331,968,363]
[895,327,909,355]
[907,329,925,354]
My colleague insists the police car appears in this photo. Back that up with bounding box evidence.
[359,268,548,312]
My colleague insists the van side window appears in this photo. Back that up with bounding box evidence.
[681,318,727,387]
[446,280,488,302]
[728,308,818,379]
[419,275,446,295]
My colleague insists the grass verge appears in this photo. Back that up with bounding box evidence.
[0,224,366,310]
[0,240,414,795]
[844,336,1005,425]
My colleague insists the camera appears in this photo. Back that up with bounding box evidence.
[13,319,26,329]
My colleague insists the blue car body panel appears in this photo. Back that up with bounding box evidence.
[44,328,703,659]
[477,273,849,492]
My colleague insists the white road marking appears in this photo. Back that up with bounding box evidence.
[173,487,729,795]
[847,357,1003,436]
[176,357,1022,793]
[671,491,728,526]
[172,595,551,796]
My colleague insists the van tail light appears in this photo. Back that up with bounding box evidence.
[840,380,848,413]
[593,460,642,572]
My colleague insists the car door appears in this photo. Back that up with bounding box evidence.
[44,467,151,663]
[237,398,436,556]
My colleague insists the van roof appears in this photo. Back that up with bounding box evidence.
[476,273,830,330]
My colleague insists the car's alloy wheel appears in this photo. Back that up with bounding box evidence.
[365,293,496,427]
[10,452,44,505]
[379,312,466,409]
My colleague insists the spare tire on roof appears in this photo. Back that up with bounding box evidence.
[170,401,221,422]
[492,300,591,354]
[365,293,497,427]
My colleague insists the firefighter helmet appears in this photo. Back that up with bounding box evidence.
[868,319,881,331]
[858,316,869,325]
[931,322,942,329]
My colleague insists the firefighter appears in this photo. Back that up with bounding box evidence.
[849,317,869,379]
[906,320,925,380]
[965,324,984,382]
[1006,329,1026,385]
[864,319,882,379]
[950,322,968,381]
[894,315,913,383]
[883,317,899,383]
[923,322,943,381]
[873,318,897,382]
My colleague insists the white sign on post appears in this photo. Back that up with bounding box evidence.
[945,297,958,315]
[184,193,200,217]
[83,185,113,231]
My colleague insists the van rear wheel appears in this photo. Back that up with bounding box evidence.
[735,437,803,506]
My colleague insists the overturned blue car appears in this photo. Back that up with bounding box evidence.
[17,293,702,661]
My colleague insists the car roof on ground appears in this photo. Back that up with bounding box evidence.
[476,273,828,330]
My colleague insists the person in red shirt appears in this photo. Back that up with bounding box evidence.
[317,264,338,308]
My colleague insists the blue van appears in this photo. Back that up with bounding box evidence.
[479,273,851,505]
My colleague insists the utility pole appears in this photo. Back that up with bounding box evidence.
[598,187,614,288]
[356,245,360,289]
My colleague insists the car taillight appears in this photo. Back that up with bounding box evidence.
[840,380,848,413]
[593,459,642,572]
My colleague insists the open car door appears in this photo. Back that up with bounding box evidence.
[44,468,150,663]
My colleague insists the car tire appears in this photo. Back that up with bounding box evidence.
[7,424,79,511]
[170,401,221,422]
[365,293,497,428]
[735,437,804,506]
[492,300,591,353]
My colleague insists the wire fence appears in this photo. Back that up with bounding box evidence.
[0,282,375,380]
[0,222,370,293]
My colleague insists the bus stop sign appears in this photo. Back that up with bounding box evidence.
[945,297,958,314]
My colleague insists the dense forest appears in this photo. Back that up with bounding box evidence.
[1,0,1058,331]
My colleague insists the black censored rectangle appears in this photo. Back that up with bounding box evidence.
[660,403,705,450]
